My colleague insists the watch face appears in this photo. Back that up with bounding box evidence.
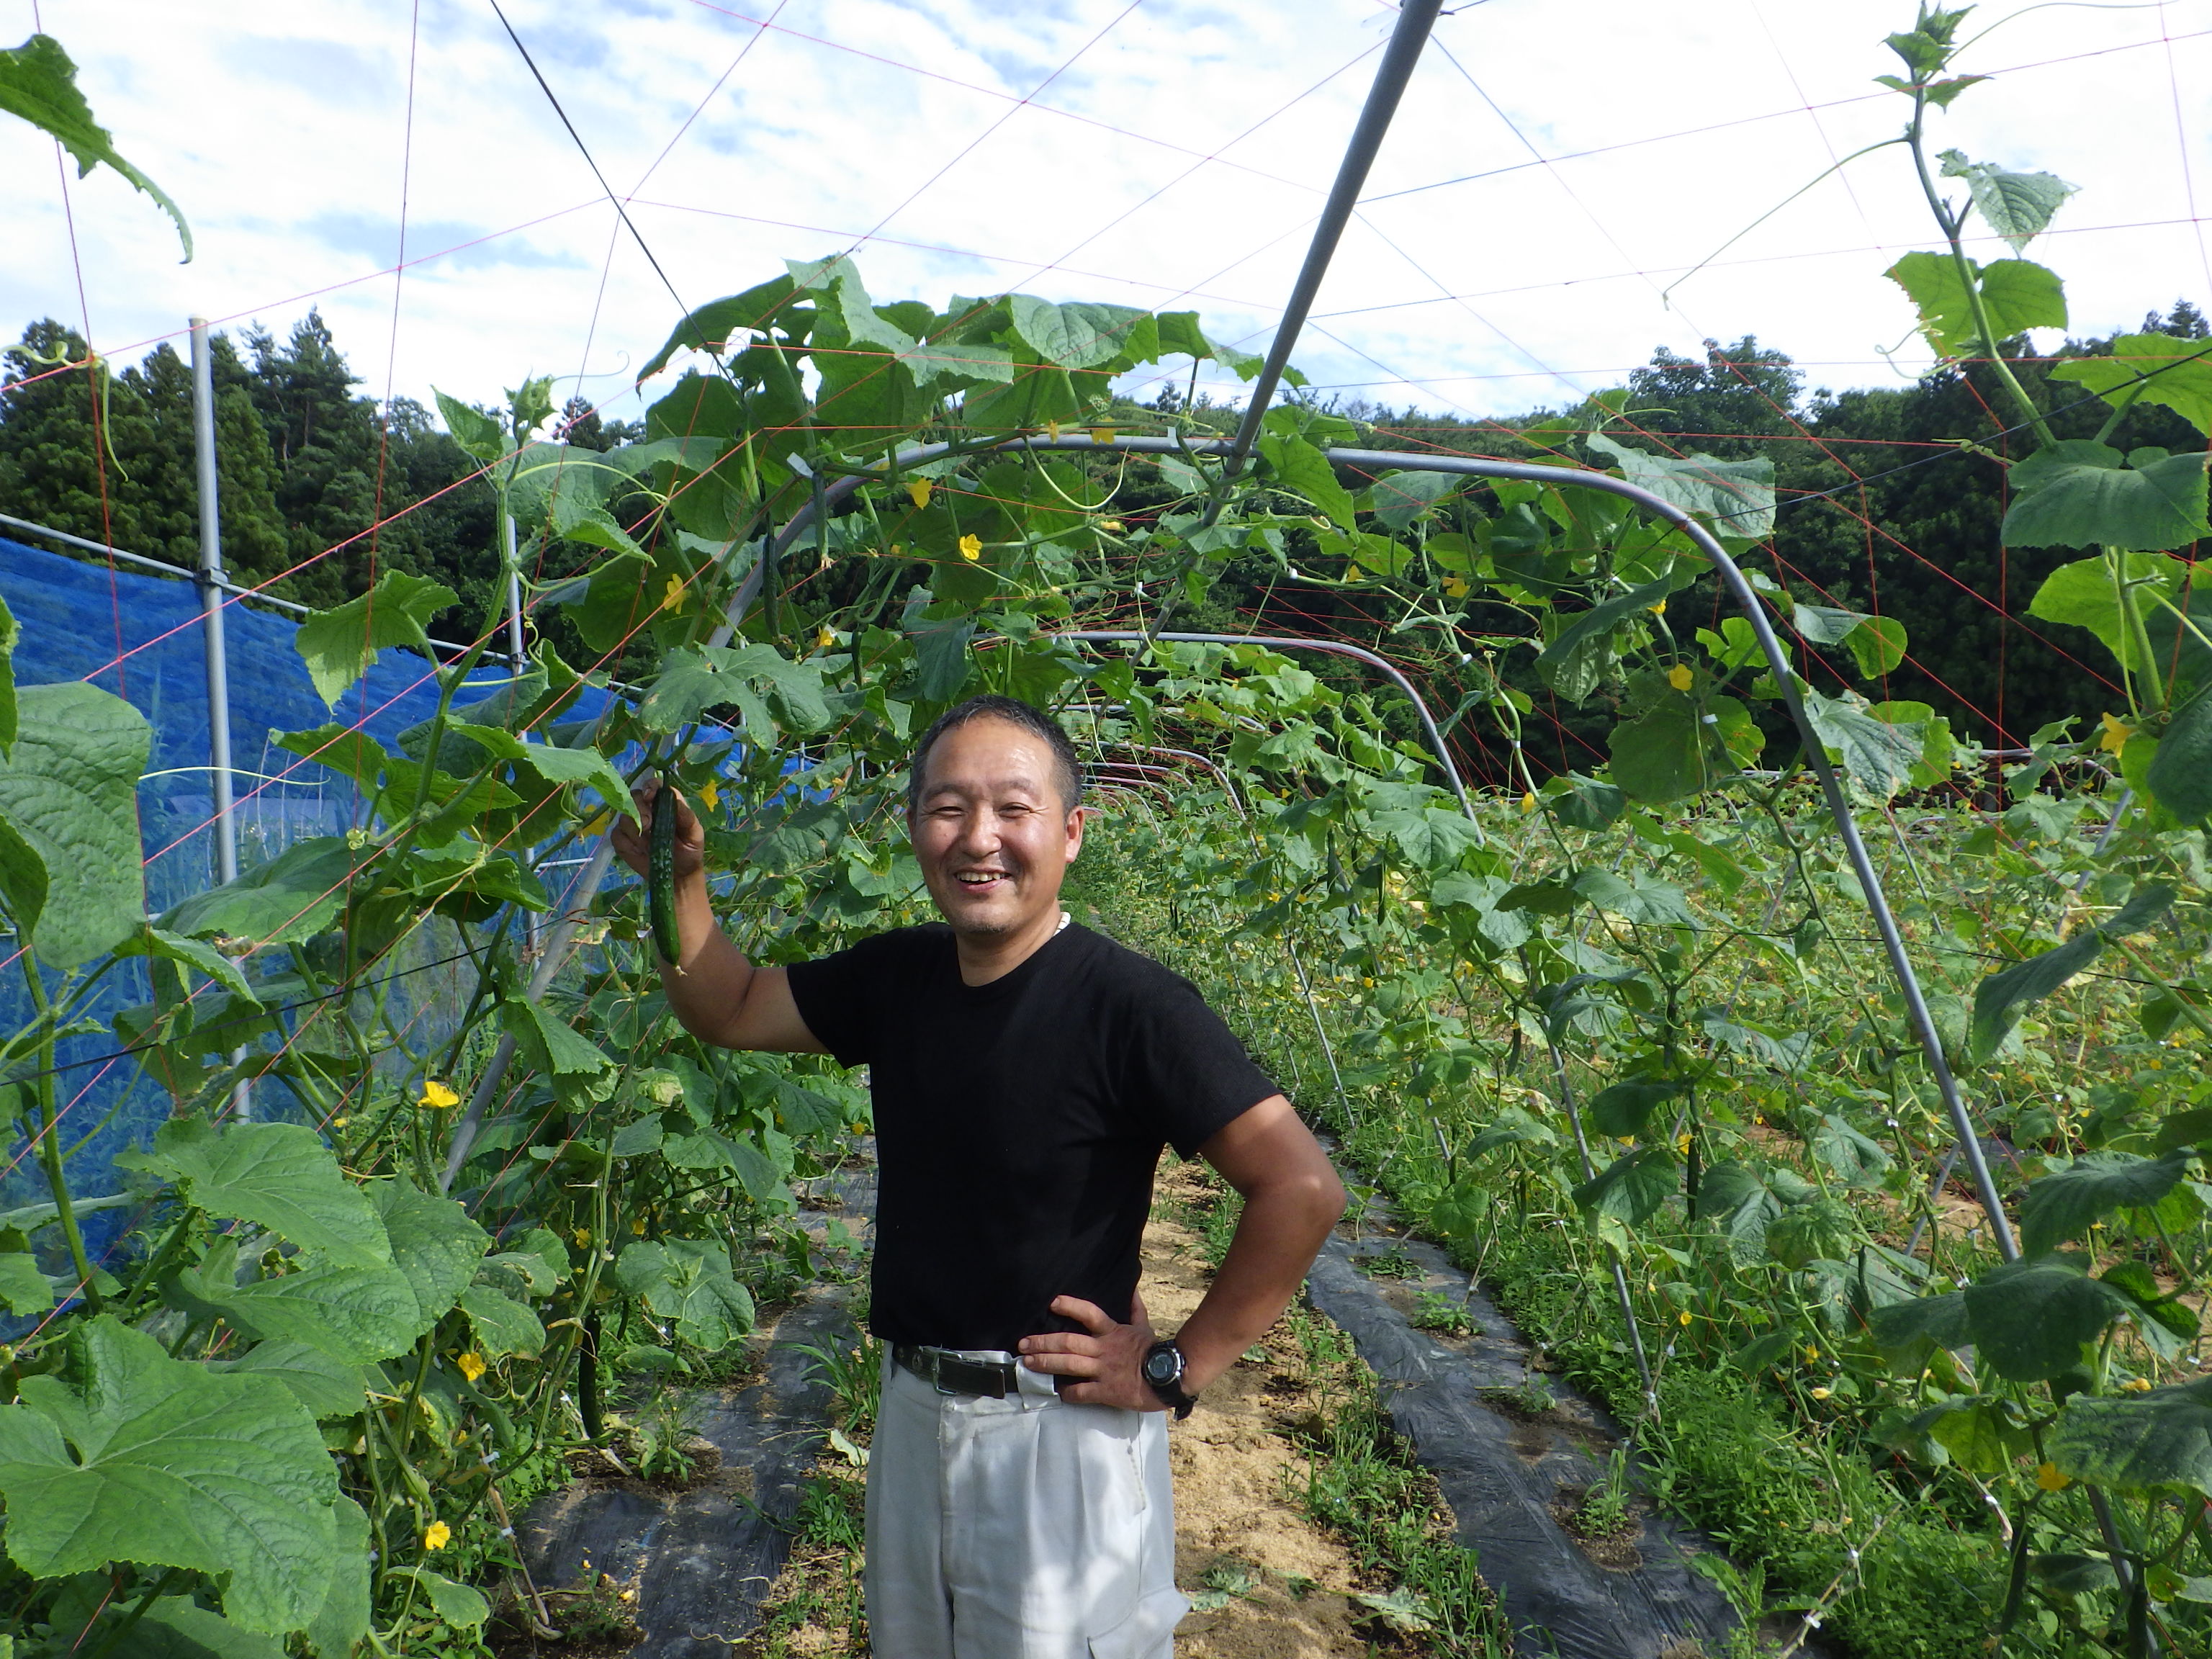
[1143,1347,1178,1385]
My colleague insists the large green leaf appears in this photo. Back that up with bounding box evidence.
[1572,1147,1677,1225]
[1968,885,2170,1063]
[0,680,148,965]
[1608,698,1717,803]
[0,35,191,258]
[1802,688,1923,799]
[2019,1149,2198,1258]
[1884,251,2067,358]
[161,836,360,949]
[1968,930,2102,1066]
[1574,871,1694,927]
[1938,149,2076,253]
[446,722,634,820]
[179,1253,428,1365]
[613,1238,755,1350]
[2001,441,2211,552]
[636,273,808,381]
[210,1341,369,1421]
[0,1252,53,1316]
[1867,1290,1972,1367]
[1537,572,1681,681]
[302,1497,372,1658]
[458,1283,545,1359]
[372,1177,490,1333]
[2149,687,2212,824]
[2050,1377,2212,1496]
[0,1316,336,1632]
[294,570,457,707]
[1005,296,1155,372]
[2024,550,2194,676]
[1586,1077,1683,1139]
[117,1120,388,1268]
[2050,333,2212,437]
[1586,432,1774,539]
[1964,1255,2133,1382]
[498,997,613,1078]
[1368,469,1457,531]
[638,643,831,737]
[1256,432,1356,531]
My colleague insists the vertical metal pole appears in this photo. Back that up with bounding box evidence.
[191,317,251,1121]
[503,510,541,960]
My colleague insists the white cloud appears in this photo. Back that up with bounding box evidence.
[6,0,2209,431]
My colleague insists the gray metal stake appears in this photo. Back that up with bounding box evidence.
[503,509,542,961]
[190,317,251,1122]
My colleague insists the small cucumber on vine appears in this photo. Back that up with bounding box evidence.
[649,773,684,973]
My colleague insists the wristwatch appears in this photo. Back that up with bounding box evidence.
[1141,1339,1197,1419]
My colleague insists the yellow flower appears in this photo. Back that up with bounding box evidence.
[905,478,932,511]
[958,534,983,562]
[1677,1309,1692,1326]
[572,1227,591,1248]
[331,1117,349,1129]
[1674,1133,1692,1156]
[1046,420,1062,441]
[1100,518,1125,532]
[2125,1376,2154,1393]
[698,781,719,811]
[2036,1462,2072,1492]
[1809,1386,1833,1401]
[456,1352,486,1383]
[1443,575,1470,598]
[423,1521,452,1551]
[631,1217,647,1235]
[1089,426,1116,444]
[580,809,611,837]
[1803,1345,1820,1363]
[1519,791,1537,814]
[1648,600,1666,616]
[817,626,837,651]
[1667,663,1694,693]
[2099,711,2131,754]
[419,1080,460,1110]
[661,572,686,613]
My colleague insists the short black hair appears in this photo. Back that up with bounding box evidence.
[906,695,1085,816]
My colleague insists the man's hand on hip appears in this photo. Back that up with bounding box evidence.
[1016,1290,1162,1411]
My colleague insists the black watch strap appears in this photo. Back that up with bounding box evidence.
[1142,1339,1197,1419]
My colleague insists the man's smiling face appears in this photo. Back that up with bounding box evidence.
[907,716,1082,943]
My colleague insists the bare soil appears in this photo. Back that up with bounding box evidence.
[1146,1161,1392,1658]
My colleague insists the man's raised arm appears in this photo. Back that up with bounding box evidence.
[608,781,827,1054]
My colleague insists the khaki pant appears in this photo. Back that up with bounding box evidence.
[864,1354,1185,1658]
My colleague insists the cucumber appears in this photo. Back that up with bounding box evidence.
[649,773,683,972]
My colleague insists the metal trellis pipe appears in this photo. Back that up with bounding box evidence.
[493,427,2018,1257]
[191,317,251,1123]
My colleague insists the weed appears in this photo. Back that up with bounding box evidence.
[1479,1375,1557,1419]
[1409,1289,1473,1336]
[1355,1246,1421,1280]
[635,1384,707,1486]
[799,1330,883,1437]
[1569,1448,1636,1539]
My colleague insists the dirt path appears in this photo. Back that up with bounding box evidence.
[1146,1161,1383,1659]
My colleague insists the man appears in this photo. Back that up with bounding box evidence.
[611,693,1345,1658]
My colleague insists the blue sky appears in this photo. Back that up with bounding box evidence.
[6,1,2211,431]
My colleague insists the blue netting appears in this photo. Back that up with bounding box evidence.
[0,537,619,1272]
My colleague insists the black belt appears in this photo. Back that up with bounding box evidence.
[892,1344,1022,1398]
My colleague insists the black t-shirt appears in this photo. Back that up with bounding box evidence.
[786,922,1275,1352]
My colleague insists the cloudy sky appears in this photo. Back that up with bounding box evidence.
[6,0,2211,432]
